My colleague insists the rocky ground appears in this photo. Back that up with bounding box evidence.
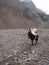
[0,29,49,65]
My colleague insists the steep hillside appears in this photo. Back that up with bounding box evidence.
[0,5,43,29]
[0,0,49,29]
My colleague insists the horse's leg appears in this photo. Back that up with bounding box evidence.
[35,35,38,44]
[31,39,33,45]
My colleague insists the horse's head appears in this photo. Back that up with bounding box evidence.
[29,27,38,36]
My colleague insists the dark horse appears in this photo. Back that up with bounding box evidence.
[28,28,38,45]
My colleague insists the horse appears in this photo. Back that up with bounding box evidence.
[28,28,38,45]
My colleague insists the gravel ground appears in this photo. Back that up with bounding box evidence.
[0,29,49,65]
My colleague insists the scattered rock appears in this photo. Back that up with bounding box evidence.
[0,29,49,65]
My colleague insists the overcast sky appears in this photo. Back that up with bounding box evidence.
[31,0,49,14]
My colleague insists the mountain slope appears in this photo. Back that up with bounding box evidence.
[0,0,48,29]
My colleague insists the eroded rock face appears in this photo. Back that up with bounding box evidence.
[0,29,49,65]
[0,0,44,29]
[0,0,49,29]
